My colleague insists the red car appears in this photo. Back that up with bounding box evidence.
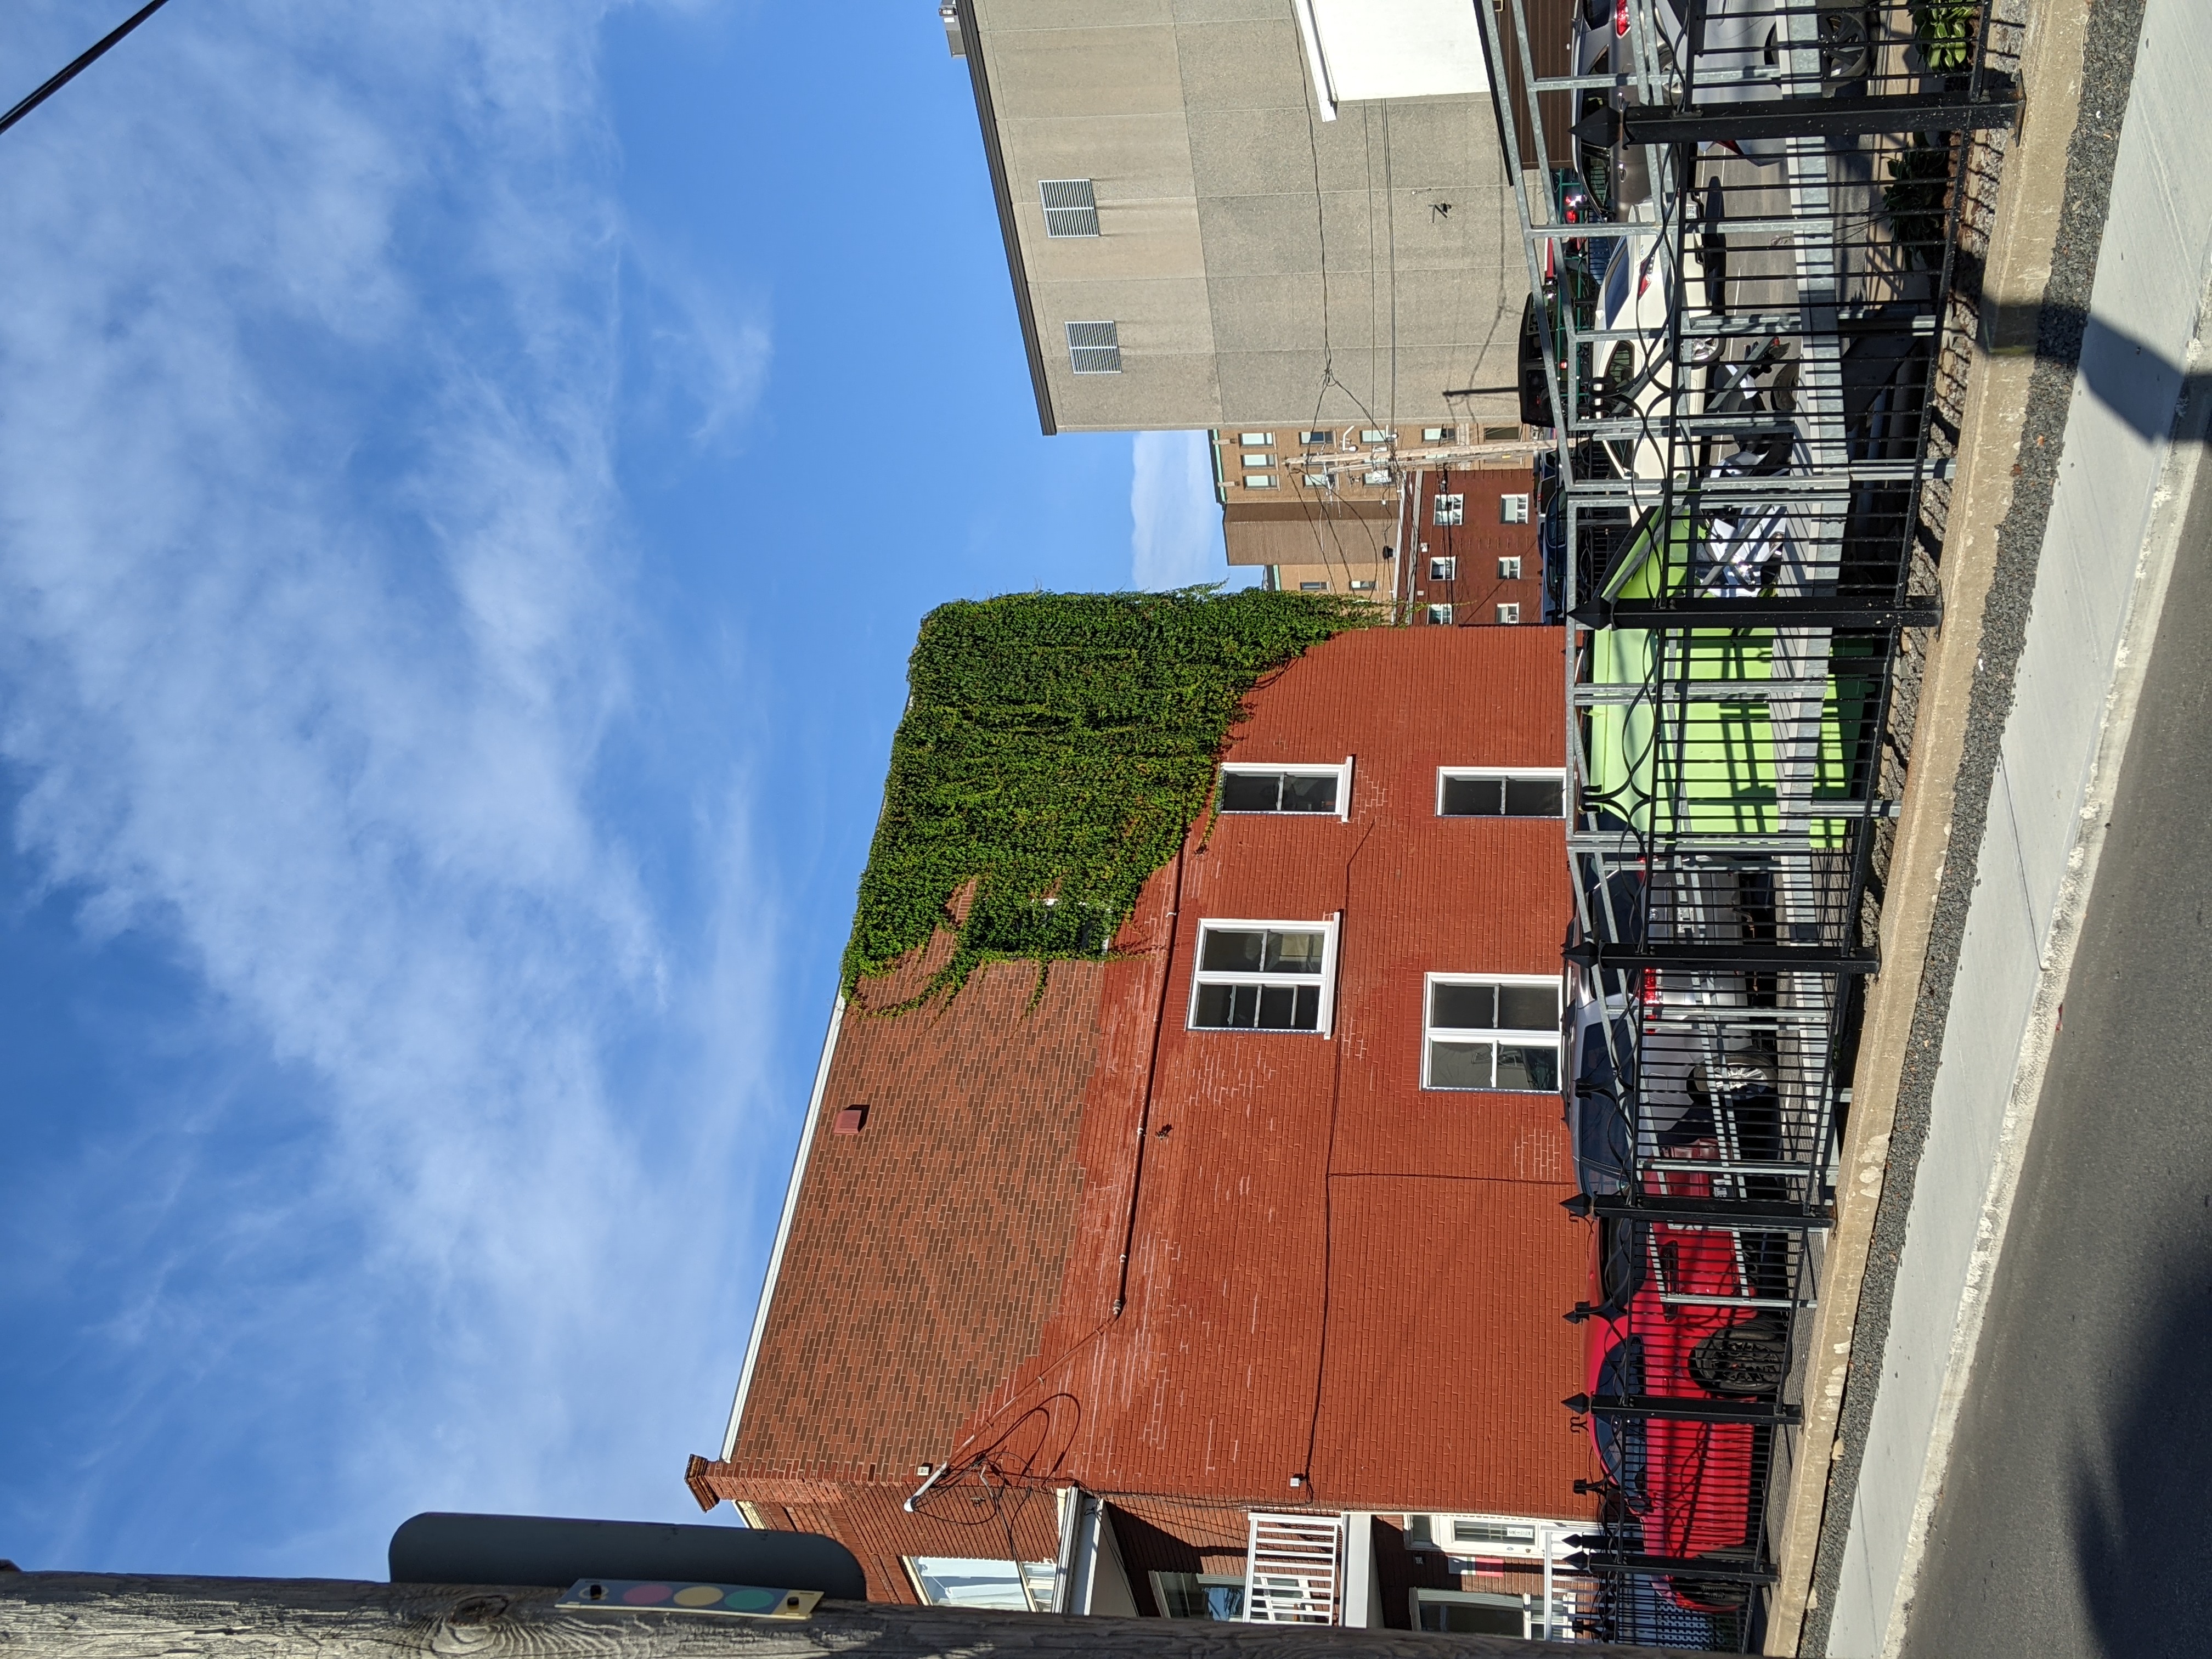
[1579,1165,1788,1611]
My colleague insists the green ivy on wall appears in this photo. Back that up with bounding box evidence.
[843,586,1376,1007]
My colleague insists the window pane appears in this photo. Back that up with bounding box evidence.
[1496,984,1558,1030]
[1441,776,1503,816]
[1503,777,1563,816]
[1429,1039,1496,1089]
[1432,981,1496,1029]
[1257,984,1302,1028]
[1496,1042,1561,1092]
[1191,983,1235,1027]
[1279,773,1339,812]
[1263,930,1325,973]
[1200,928,1267,973]
[1220,772,1280,812]
[1294,984,1321,1029]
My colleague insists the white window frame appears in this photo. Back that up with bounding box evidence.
[1496,602,1521,624]
[1348,578,1377,592]
[1238,431,1277,446]
[1435,766,1566,818]
[1362,467,1393,486]
[1421,972,1562,1091]
[1300,471,1333,489]
[1428,555,1457,581]
[1189,916,1342,1037]
[1426,603,1454,625]
[1498,556,1523,580]
[1359,427,1392,444]
[904,1556,1059,1611]
[1218,757,1353,820]
[1300,428,1335,446]
[1421,425,1451,442]
[1240,450,1275,467]
[1500,492,1532,524]
[1244,473,1278,488]
[1433,493,1465,526]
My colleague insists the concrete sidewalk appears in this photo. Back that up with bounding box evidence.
[1804,0,2212,1651]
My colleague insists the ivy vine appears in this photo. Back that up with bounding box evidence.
[843,586,1376,1007]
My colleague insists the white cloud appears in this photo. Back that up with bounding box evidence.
[0,0,776,1571]
[1130,430,1227,590]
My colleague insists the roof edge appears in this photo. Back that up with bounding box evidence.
[716,994,849,1465]
[955,2,1056,436]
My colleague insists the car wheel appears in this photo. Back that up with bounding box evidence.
[1817,3,1872,83]
[1689,1313,1789,1397]
[1671,1551,1755,1612]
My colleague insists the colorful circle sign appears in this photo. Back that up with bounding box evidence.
[673,1585,724,1608]
[722,1587,780,1612]
[620,1583,673,1606]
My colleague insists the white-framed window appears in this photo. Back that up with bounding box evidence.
[1498,556,1523,580]
[1423,974,1562,1091]
[1189,919,1341,1034]
[1239,431,1276,445]
[1429,556,1457,581]
[1413,1589,1534,1637]
[1349,579,1377,592]
[1500,492,1532,523]
[1426,603,1455,625]
[1244,475,1277,489]
[1421,425,1451,442]
[905,1557,1059,1611]
[1039,178,1101,238]
[1300,471,1332,488]
[1300,428,1333,445]
[1241,450,1274,466]
[1496,602,1522,624]
[1437,768,1564,817]
[1433,493,1465,526]
[1362,467,1393,486]
[1066,320,1121,374]
[1218,758,1352,818]
[1359,427,1392,444]
[1299,579,1329,591]
[1151,1572,1247,1621]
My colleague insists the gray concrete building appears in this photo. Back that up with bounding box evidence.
[947,1,1529,435]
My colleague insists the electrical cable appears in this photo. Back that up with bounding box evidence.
[0,0,176,141]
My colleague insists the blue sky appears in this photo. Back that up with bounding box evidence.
[0,1,1235,1578]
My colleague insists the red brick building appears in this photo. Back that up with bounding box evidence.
[686,625,1596,1635]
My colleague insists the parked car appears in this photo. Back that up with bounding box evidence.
[1579,1171,1791,1610]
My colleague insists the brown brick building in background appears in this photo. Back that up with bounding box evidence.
[686,625,1596,1635]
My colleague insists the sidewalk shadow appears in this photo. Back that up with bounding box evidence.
[1978,296,2209,443]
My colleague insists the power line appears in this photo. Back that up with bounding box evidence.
[0,0,177,142]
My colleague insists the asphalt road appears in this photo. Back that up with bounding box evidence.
[1895,456,2212,1657]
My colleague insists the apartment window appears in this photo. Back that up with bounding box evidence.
[1190,921,1339,1034]
[1039,178,1100,238]
[1499,556,1523,580]
[1437,769,1565,817]
[1422,426,1451,442]
[1427,603,1455,625]
[1483,424,1522,442]
[1349,579,1377,592]
[1301,429,1333,445]
[1244,473,1278,488]
[1414,1590,1530,1637]
[1151,1572,1246,1621]
[1496,602,1522,624]
[1301,471,1332,488]
[1360,428,1392,444]
[1501,492,1532,523]
[1363,468,1394,486]
[1240,451,1274,467]
[1239,431,1276,446]
[1299,579,1329,591]
[1066,321,1121,374]
[1433,493,1465,527]
[1429,556,1457,582]
[906,1558,1058,1611]
[1424,974,1562,1091]
[1218,759,1351,817]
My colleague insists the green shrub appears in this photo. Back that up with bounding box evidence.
[1911,0,1977,74]
[843,587,1376,1006]
[1882,133,1951,269]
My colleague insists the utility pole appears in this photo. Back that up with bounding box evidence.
[2,1568,1688,1657]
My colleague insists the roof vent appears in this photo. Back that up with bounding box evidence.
[833,1104,868,1136]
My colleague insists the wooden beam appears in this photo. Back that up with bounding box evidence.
[0,1570,1687,1656]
